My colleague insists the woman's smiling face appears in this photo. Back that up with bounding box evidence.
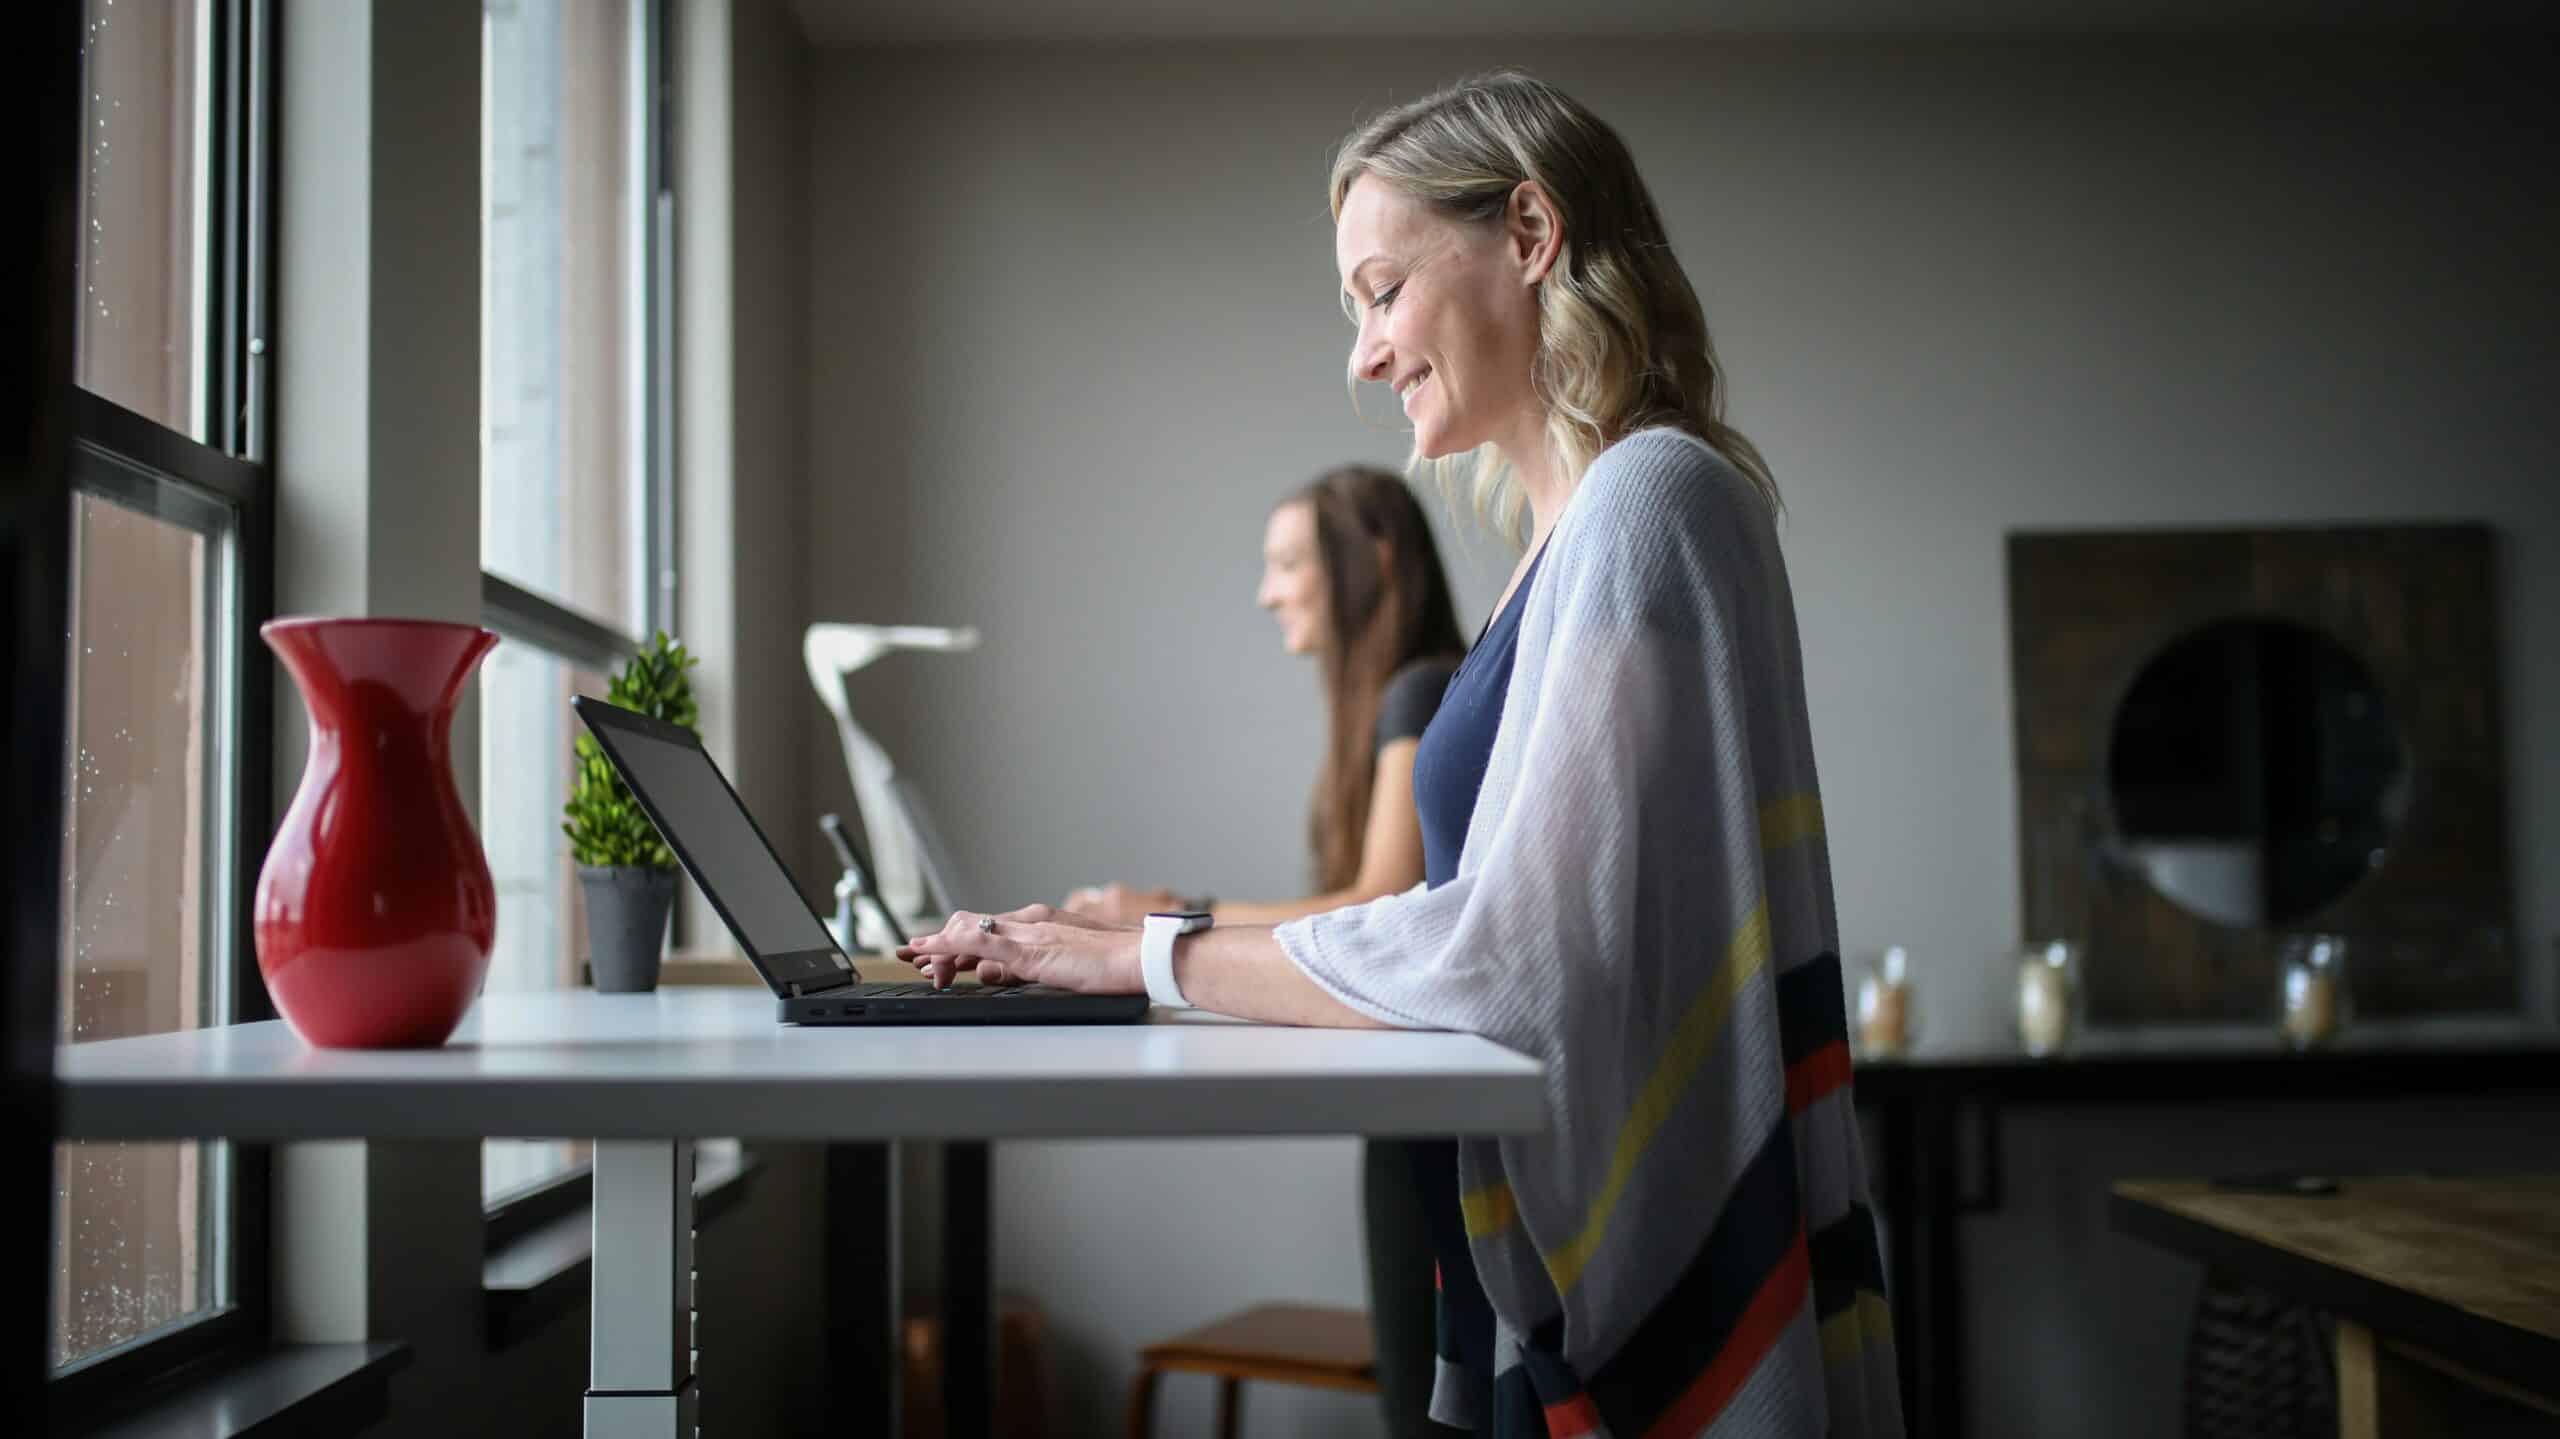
[1336,173,1546,462]
[1255,499,1326,656]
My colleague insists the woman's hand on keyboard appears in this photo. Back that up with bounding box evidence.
[895,904,1143,994]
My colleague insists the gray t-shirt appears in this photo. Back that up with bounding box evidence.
[1375,655,1460,753]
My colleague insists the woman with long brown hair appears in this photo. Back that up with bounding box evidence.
[1063,463,1465,1437]
[1064,463,1464,926]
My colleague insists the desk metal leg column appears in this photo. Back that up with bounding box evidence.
[587,1139,699,1439]
[943,1140,992,1439]
[1914,1096,1966,1439]
[828,1142,898,1434]
[1874,1097,1921,1432]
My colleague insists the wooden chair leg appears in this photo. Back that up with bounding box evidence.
[1123,1365,1162,1439]
[2337,1319,2379,1439]
[1215,1376,1242,1439]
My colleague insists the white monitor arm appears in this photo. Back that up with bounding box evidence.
[803,623,979,950]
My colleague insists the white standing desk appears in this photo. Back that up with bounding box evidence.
[58,988,1546,1438]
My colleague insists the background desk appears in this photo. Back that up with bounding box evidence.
[2112,1176,2560,1436]
[58,988,1544,1439]
[1854,1023,2560,1438]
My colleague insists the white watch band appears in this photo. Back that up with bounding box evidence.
[1141,912,1209,1009]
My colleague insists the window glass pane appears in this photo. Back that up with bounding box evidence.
[482,644,610,995]
[480,642,608,1202]
[486,1139,595,1207]
[75,0,213,440]
[481,0,646,636]
[53,478,236,1370]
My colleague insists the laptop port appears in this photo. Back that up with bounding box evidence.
[846,1005,867,1016]
[806,1006,828,1017]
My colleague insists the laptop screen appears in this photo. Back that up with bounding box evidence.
[579,710,851,991]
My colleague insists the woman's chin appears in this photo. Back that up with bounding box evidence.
[1409,419,1469,462]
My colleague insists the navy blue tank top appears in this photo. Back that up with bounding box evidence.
[1399,543,1551,1406]
[1413,544,1548,887]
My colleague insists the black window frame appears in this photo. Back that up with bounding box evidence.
[43,0,278,1427]
[10,0,82,1421]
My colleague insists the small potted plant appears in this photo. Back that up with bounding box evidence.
[564,632,698,992]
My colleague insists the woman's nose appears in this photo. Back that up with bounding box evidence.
[1350,324,1391,384]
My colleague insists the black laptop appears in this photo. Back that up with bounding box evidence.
[571,696,1148,1026]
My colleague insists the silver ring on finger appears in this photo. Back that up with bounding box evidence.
[977,915,997,935]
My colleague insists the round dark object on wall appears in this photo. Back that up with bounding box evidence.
[2106,617,2408,930]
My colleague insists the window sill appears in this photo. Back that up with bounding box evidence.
[74,1342,409,1439]
[482,1145,760,1350]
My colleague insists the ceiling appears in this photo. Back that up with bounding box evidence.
[790,0,2553,47]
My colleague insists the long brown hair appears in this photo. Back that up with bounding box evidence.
[1331,70,1779,546]
[1296,466,1465,891]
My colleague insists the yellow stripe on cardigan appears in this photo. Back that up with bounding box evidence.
[1459,1179,1516,1237]
[1818,1291,1896,1369]
[1532,898,1773,1295]
[1758,790,1825,852]
[1457,797,1816,1250]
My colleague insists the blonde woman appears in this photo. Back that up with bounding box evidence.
[905,72,1902,1437]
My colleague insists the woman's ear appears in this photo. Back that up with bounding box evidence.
[1506,180,1564,288]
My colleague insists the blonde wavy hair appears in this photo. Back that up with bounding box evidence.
[1331,71,1778,545]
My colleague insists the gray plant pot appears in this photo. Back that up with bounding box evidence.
[581,865,676,993]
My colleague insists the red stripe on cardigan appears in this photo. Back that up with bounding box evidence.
[1544,1392,1605,1439]
[1784,1040,1852,1114]
[1641,1228,1812,1439]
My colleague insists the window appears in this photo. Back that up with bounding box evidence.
[56,468,237,1370]
[478,0,673,1209]
[51,0,273,1416]
[74,0,212,441]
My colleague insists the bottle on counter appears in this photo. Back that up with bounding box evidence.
[1854,946,1915,1058]
[2017,940,2079,1057]
[2277,934,2350,1049]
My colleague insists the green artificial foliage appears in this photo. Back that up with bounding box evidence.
[562,631,700,869]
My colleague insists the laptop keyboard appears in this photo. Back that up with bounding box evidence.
[858,982,1038,998]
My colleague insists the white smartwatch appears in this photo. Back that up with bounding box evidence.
[1140,910,1214,1009]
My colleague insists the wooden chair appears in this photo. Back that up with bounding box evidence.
[1125,1303,1378,1439]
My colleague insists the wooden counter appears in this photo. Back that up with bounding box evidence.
[2113,1176,2560,1437]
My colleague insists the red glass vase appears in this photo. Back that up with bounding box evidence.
[256,618,499,1048]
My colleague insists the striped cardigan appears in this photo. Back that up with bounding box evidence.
[1278,429,1902,1437]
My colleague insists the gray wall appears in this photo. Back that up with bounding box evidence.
[799,35,2560,1438]
[680,0,820,930]
[729,0,818,887]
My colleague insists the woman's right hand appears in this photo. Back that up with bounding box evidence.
[898,905,1142,993]
[1060,882,1181,923]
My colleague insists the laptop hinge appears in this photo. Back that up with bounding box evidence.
[785,981,806,999]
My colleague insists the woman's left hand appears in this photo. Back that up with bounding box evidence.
[895,904,1144,993]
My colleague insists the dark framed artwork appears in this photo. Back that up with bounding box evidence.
[2008,525,2514,1025]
